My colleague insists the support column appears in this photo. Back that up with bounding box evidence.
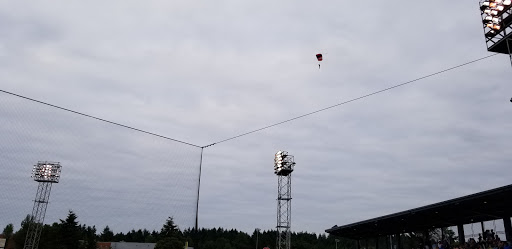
[396,234,401,249]
[503,217,512,242]
[357,239,361,249]
[424,230,430,249]
[457,224,465,244]
[441,228,445,241]
[481,222,485,239]
[376,237,379,249]
[365,239,368,249]
[386,235,390,249]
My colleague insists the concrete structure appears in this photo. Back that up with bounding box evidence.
[0,237,6,249]
[97,242,156,249]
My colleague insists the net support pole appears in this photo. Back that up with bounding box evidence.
[195,148,204,232]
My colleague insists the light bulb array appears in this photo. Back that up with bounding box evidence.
[31,161,62,183]
[481,0,511,32]
[274,151,295,176]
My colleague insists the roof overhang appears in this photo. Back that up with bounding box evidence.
[326,184,512,239]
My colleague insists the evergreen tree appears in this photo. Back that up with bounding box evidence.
[79,225,97,249]
[100,226,114,242]
[113,232,125,242]
[2,223,14,246]
[156,217,184,249]
[155,237,185,249]
[60,210,81,249]
[12,214,34,249]
[38,223,62,249]
[161,217,181,238]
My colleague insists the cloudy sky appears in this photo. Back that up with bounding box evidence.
[1,0,511,237]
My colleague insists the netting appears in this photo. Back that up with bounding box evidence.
[0,91,202,233]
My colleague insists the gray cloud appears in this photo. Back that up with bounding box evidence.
[1,0,511,237]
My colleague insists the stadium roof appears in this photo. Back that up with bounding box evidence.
[326,184,512,239]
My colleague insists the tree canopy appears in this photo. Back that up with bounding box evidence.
[5,212,355,249]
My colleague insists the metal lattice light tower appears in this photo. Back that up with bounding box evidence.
[274,151,296,249]
[24,161,62,249]
[479,0,512,66]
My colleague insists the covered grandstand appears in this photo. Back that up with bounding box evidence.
[326,184,512,249]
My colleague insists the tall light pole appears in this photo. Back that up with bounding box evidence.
[274,151,296,249]
[24,161,62,249]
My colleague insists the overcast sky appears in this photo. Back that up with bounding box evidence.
[1,0,511,237]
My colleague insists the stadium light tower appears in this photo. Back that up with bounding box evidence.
[274,151,296,249]
[24,161,62,249]
[479,0,512,66]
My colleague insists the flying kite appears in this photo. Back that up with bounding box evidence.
[316,54,323,69]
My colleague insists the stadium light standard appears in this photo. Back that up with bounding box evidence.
[479,0,512,67]
[24,161,62,249]
[274,151,296,249]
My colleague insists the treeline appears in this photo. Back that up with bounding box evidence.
[2,210,356,249]
[192,228,356,249]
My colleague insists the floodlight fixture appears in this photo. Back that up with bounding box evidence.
[484,8,500,15]
[486,22,502,30]
[484,16,501,23]
[274,151,295,176]
[31,161,62,183]
[479,0,512,67]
